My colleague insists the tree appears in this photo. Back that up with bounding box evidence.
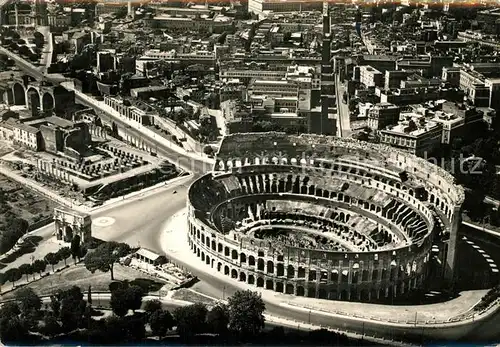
[149,309,174,337]
[125,285,145,313]
[18,45,30,57]
[44,252,59,272]
[110,285,144,316]
[84,242,131,280]
[114,6,128,19]
[143,299,162,317]
[206,304,229,335]
[0,316,29,343]
[50,295,60,316]
[18,263,33,282]
[228,290,265,338]
[253,120,280,132]
[173,303,208,338]
[15,288,42,316]
[105,315,145,342]
[56,286,86,332]
[5,268,21,288]
[110,288,129,317]
[70,235,81,263]
[203,145,215,156]
[33,31,44,49]
[32,259,46,277]
[88,285,92,306]
[0,302,20,319]
[40,313,61,337]
[56,247,71,266]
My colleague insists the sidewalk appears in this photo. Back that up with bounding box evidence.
[0,251,74,296]
[0,235,69,274]
[160,209,490,327]
[0,223,54,265]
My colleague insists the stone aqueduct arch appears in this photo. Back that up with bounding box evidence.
[11,80,56,112]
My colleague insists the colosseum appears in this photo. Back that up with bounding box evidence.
[187,133,465,302]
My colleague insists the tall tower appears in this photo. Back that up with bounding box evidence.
[14,3,19,29]
[127,0,133,17]
[318,0,337,136]
[31,0,48,27]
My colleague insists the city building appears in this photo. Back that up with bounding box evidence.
[319,3,336,136]
[13,122,41,151]
[145,14,234,34]
[367,103,400,130]
[379,114,443,157]
[104,96,156,126]
[385,71,409,90]
[356,65,383,88]
[458,63,500,108]
[248,0,323,16]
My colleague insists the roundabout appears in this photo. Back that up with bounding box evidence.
[92,216,117,228]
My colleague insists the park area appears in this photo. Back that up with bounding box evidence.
[0,173,58,256]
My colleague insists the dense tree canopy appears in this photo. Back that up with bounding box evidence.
[0,217,28,254]
[144,299,162,317]
[149,309,174,337]
[228,290,266,337]
[206,304,229,335]
[55,286,86,331]
[173,303,208,338]
[110,285,144,316]
[15,288,42,316]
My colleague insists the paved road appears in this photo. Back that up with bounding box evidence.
[335,74,351,138]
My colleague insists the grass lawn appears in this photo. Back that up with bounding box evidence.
[172,288,217,306]
[1,263,167,299]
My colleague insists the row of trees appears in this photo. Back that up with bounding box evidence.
[0,284,353,346]
[0,247,75,289]
[0,285,266,344]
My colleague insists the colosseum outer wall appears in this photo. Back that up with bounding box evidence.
[185,133,464,301]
